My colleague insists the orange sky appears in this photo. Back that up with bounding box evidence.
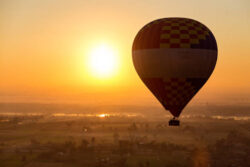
[0,0,250,105]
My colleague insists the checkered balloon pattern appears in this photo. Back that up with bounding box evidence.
[142,77,207,117]
[132,18,217,117]
[133,18,217,51]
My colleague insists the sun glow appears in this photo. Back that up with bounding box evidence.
[98,114,109,118]
[88,44,118,78]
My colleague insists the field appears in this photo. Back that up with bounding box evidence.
[0,103,249,167]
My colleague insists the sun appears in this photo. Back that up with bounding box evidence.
[88,44,118,78]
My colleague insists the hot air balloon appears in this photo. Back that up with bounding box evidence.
[132,18,217,126]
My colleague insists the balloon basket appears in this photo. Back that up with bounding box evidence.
[169,118,180,126]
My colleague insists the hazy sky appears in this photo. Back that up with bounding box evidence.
[1,0,250,105]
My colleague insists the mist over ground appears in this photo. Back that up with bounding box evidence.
[0,103,249,167]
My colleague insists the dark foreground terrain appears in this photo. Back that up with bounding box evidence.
[0,103,249,167]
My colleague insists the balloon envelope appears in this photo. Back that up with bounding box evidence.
[132,18,217,117]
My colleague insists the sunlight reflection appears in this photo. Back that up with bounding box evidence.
[98,114,109,118]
